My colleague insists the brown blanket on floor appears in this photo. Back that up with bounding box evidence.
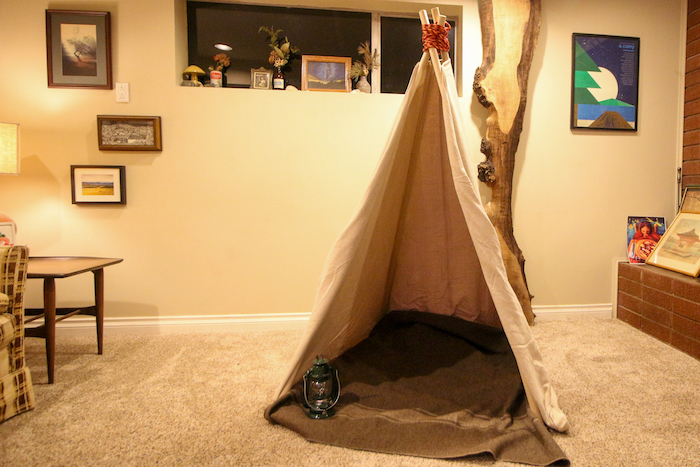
[265,311,569,466]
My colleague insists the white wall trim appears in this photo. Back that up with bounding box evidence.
[51,313,312,337]
[47,304,613,337]
[532,303,612,321]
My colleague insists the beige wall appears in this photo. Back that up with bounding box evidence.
[0,0,684,318]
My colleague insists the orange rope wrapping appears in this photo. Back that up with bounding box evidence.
[421,22,451,53]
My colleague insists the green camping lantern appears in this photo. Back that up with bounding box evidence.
[302,355,341,419]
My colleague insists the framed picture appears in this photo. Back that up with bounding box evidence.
[627,216,665,264]
[71,165,126,205]
[251,68,272,89]
[647,212,700,276]
[571,33,639,131]
[0,222,15,246]
[97,116,162,151]
[301,55,351,92]
[46,10,113,89]
[680,185,700,213]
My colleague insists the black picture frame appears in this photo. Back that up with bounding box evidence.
[71,165,126,205]
[571,33,640,131]
[46,10,113,89]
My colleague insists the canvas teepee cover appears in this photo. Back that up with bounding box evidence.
[266,14,569,466]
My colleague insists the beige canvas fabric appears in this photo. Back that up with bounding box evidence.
[273,54,568,433]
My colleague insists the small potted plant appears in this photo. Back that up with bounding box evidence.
[349,41,379,93]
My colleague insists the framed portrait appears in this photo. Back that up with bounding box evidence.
[301,55,351,92]
[97,116,162,151]
[251,68,272,90]
[46,10,113,89]
[71,165,126,205]
[571,33,639,131]
[0,223,15,246]
[627,216,665,264]
[647,212,700,276]
[679,185,700,213]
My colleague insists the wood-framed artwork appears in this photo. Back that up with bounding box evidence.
[97,115,162,151]
[46,10,113,89]
[626,216,665,264]
[301,55,351,92]
[571,33,639,131]
[251,68,272,89]
[71,165,126,205]
[647,212,700,276]
[679,185,700,213]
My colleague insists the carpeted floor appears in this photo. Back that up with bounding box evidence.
[1,318,698,466]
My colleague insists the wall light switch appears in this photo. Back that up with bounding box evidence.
[116,83,130,103]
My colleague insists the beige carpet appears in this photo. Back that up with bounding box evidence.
[1,318,698,466]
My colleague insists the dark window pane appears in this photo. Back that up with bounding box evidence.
[187,1,371,89]
[380,16,456,94]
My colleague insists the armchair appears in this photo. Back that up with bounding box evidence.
[0,245,35,422]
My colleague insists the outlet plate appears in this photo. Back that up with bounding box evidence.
[116,83,129,103]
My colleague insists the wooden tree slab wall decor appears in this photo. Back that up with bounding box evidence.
[473,0,541,324]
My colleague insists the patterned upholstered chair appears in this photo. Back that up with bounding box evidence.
[0,245,35,422]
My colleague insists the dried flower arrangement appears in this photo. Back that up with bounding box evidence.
[258,26,300,69]
[349,41,379,81]
[209,53,230,72]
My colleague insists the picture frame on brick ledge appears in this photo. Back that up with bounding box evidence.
[647,212,700,276]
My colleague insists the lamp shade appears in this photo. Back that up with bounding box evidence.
[0,123,19,175]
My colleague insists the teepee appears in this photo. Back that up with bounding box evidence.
[266,9,568,465]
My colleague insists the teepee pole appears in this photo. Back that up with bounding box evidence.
[419,10,443,80]
[430,8,449,62]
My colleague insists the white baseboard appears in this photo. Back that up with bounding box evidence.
[47,304,613,337]
[50,313,312,337]
[533,304,613,321]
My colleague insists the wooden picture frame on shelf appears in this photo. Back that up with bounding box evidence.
[647,212,700,277]
[71,165,126,205]
[97,115,162,151]
[46,10,113,89]
[251,68,272,89]
[679,185,700,213]
[301,55,351,92]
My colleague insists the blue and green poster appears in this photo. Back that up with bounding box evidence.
[571,34,640,131]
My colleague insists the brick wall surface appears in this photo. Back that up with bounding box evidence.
[685,0,700,188]
[617,263,700,360]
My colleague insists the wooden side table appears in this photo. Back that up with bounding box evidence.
[24,256,123,384]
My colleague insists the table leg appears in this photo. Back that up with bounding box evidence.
[44,277,56,384]
[93,268,104,355]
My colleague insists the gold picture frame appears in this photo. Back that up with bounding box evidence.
[679,185,700,213]
[301,55,351,92]
[647,212,700,276]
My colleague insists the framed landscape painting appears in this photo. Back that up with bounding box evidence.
[647,212,700,276]
[71,165,126,205]
[301,55,351,92]
[571,33,639,131]
[46,10,113,89]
